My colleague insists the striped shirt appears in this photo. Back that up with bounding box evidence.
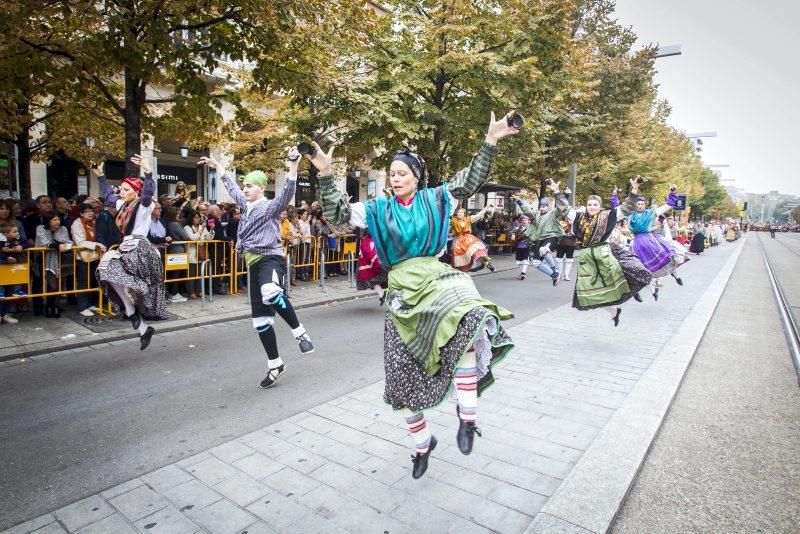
[220,173,296,256]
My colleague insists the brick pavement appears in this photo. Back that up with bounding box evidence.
[3,243,740,533]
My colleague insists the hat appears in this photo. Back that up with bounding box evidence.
[122,177,143,193]
[539,197,549,207]
[636,196,646,202]
[240,170,270,188]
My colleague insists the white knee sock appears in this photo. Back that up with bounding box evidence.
[564,259,574,278]
[374,285,385,299]
[111,282,149,334]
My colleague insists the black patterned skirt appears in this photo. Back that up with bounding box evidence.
[97,237,169,321]
[383,307,514,412]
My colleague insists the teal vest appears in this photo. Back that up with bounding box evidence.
[365,187,452,267]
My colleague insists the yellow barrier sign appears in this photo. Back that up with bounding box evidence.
[342,241,357,255]
[0,263,30,285]
[165,253,189,271]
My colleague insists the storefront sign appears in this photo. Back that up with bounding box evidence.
[157,164,197,184]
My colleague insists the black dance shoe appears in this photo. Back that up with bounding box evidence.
[125,311,141,330]
[613,307,622,327]
[378,294,386,307]
[653,287,659,301]
[633,292,643,303]
[487,263,496,273]
[671,272,684,286]
[456,419,482,455]
[411,435,437,479]
[552,272,560,286]
[139,326,155,351]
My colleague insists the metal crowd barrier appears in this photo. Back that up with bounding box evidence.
[2,233,359,317]
[0,246,106,312]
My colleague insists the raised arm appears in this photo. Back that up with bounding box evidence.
[446,112,519,199]
[305,142,366,227]
[199,156,246,209]
[130,154,155,207]
[654,188,679,217]
[140,172,155,207]
[615,178,642,218]
[93,163,120,207]
[514,197,537,218]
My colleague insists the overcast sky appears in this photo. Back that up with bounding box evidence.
[614,0,799,196]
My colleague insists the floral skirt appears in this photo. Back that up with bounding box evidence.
[383,306,514,412]
[97,237,169,321]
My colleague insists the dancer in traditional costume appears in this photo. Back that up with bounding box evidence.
[310,112,518,479]
[626,186,684,299]
[556,215,577,281]
[569,179,653,326]
[357,228,389,305]
[451,205,495,272]
[511,182,570,286]
[690,222,706,254]
[96,155,168,350]
[510,215,532,280]
[200,149,314,390]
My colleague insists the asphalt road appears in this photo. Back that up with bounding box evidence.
[0,263,574,529]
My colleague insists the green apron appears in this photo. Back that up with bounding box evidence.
[576,242,630,307]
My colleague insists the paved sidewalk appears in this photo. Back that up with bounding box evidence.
[0,255,519,361]
[3,242,742,533]
[612,236,800,532]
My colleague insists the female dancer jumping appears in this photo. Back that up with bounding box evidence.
[310,112,518,479]
[626,185,685,299]
[451,205,495,272]
[96,155,168,350]
[568,178,653,326]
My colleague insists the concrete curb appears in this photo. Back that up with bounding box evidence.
[0,264,520,363]
[525,237,747,534]
[0,294,363,362]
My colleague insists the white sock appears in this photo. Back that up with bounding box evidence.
[111,282,136,316]
[291,324,307,339]
[564,259,574,278]
[268,357,284,370]
[374,285,385,298]
[137,320,150,335]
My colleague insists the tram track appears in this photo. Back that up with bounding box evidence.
[756,232,800,386]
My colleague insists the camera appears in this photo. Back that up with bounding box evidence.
[635,176,644,184]
[506,112,524,129]
[297,142,316,157]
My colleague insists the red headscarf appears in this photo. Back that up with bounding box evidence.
[122,176,143,193]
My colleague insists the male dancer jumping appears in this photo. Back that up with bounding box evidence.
[200,149,313,388]
[511,180,571,286]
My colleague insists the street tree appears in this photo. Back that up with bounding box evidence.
[5,0,369,177]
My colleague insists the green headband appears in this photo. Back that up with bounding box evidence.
[240,170,269,188]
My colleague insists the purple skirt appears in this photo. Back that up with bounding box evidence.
[631,232,675,275]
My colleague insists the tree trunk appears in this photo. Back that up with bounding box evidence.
[10,101,33,199]
[15,126,31,200]
[124,69,145,176]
